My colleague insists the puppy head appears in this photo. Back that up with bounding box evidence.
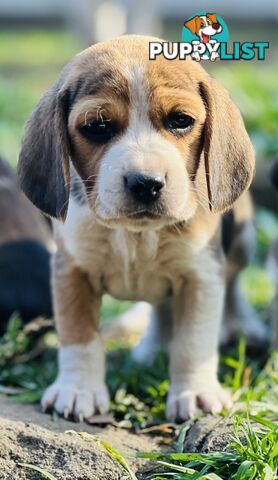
[185,14,222,37]
[18,35,254,231]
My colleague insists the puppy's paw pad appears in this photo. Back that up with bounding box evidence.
[41,381,110,420]
[166,384,232,421]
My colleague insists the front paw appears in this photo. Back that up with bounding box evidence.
[166,381,232,421]
[41,378,110,421]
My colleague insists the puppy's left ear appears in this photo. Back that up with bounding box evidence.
[18,84,71,221]
[199,78,255,212]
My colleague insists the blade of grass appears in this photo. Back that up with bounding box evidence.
[18,463,57,480]
[66,431,138,480]
[157,460,224,479]
[130,451,238,466]
[234,460,256,479]
[97,438,138,480]
[233,336,246,392]
[248,415,277,430]
[176,416,203,453]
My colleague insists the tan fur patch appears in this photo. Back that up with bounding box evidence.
[52,238,100,345]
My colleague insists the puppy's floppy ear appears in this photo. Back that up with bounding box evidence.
[199,78,255,212]
[18,84,70,221]
[184,16,199,35]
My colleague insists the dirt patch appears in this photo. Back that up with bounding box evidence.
[1,397,237,479]
[0,397,158,479]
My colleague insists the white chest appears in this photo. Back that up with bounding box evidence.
[56,201,214,304]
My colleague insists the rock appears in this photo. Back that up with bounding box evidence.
[184,415,234,453]
[0,397,157,480]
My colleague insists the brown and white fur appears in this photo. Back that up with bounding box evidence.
[18,35,255,422]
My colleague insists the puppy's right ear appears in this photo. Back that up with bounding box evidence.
[18,84,70,221]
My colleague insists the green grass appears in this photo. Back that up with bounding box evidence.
[131,413,278,479]
[0,28,82,166]
[0,28,81,68]
[1,316,277,423]
[212,64,278,158]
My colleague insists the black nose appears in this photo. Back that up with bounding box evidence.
[124,173,165,204]
[212,22,220,29]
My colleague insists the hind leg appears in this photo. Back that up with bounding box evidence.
[222,209,268,345]
[132,299,172,365]
[222,280,268,345]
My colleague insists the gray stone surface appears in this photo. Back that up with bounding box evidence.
[0,397,157,479]
[184,415,234,453]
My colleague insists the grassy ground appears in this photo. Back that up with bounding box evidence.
[0,28,278,479]
[0,316,277,479]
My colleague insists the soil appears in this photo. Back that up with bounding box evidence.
[0,397,234,479]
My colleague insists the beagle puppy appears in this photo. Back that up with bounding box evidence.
[18,35,255,421]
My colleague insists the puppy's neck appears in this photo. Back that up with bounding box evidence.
[111,228,160,268]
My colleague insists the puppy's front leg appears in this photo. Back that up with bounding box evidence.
[167,256,232,421]
[41,250,109,420]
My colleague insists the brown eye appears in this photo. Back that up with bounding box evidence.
[164,112,195,135]
[80,119,118,144]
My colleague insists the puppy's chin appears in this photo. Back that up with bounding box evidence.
[94,203,196,232]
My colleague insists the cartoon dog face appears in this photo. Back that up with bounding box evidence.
[18,36,253,232]
[185,14,222,43]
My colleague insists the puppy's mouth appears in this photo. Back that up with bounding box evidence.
[94,202,178,230]
[200,32,210,44]
[128,210,162,220]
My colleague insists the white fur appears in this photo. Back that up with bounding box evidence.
[41,335,109,420]
[111,228,160,268]
[167,254,232,420]
[131,303,165,364]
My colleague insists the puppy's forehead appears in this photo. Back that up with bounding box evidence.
[66,36,205,103]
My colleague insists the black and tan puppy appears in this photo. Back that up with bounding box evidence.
[18,36,256,421]
[0,157,53,332]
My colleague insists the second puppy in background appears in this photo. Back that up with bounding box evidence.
[0,157,53,332]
